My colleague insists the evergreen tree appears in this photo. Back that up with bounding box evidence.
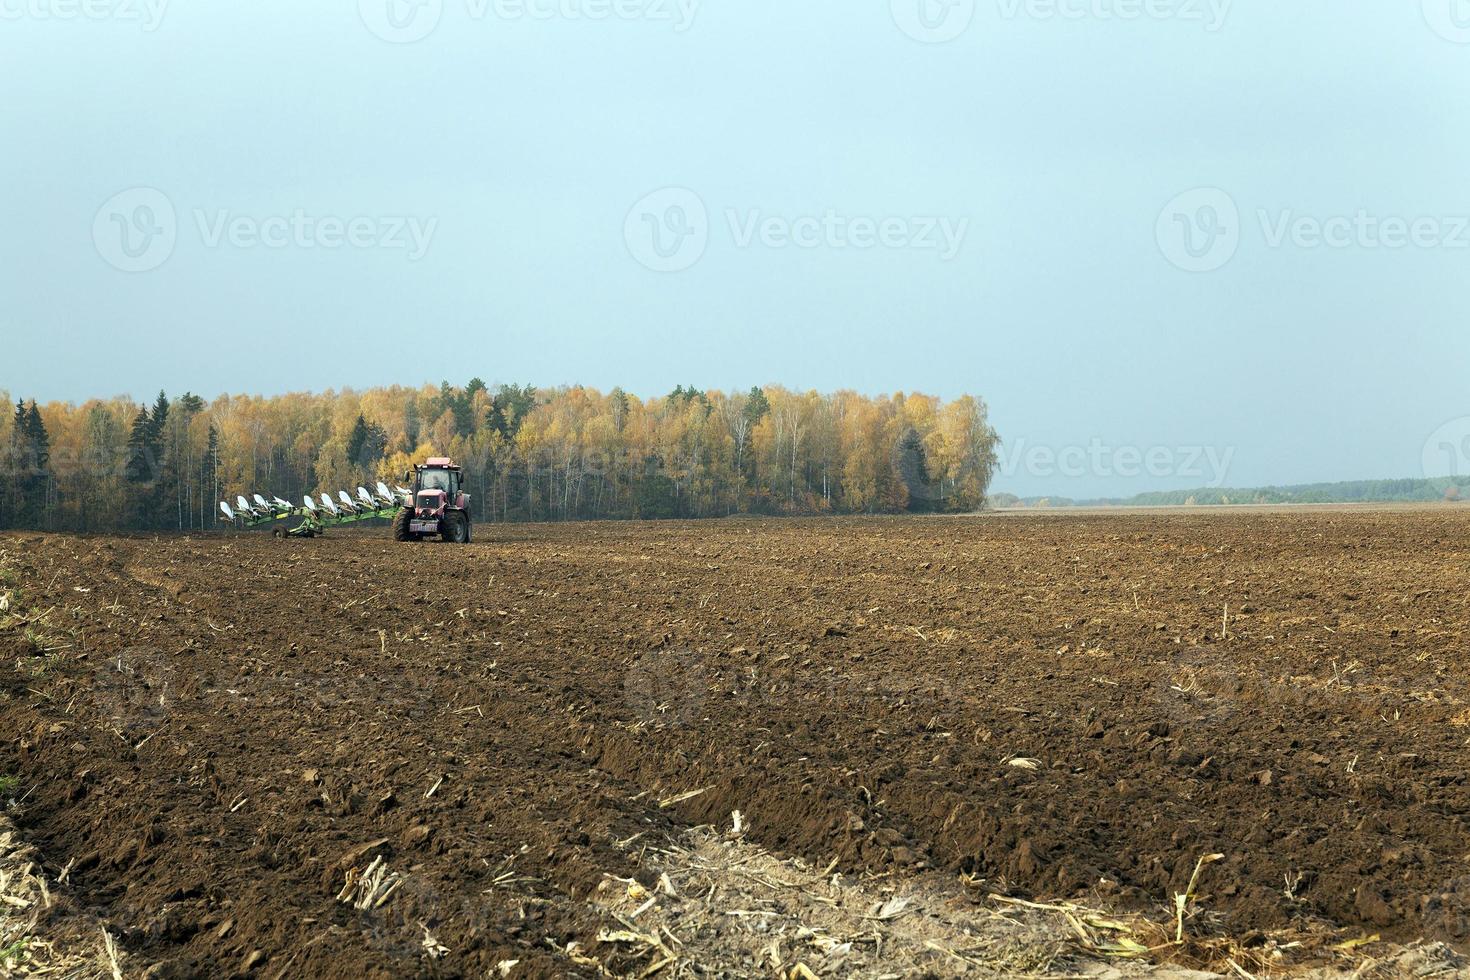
[743,386,770,426]
[404,397,421,447]
[23,403,48,468]
[464,377,488,433]
[347,415,389,470]
[895,429,934,512]
[125,408,153,483]
[347,415,370,468]
[124,407,155,527]
[148,391,170,444]
[6,400,50,527]
[204,423,221,526]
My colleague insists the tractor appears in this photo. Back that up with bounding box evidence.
[393,457,472,544]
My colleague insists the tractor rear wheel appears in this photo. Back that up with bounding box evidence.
[392,508,413,542]
[442,512,468,544]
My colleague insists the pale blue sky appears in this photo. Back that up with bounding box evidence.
[3,1,1468,497]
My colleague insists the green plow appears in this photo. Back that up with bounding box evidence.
[219,483,409,538]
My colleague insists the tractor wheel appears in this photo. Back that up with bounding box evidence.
[442,512,468,544]
[273,524,290,539]
[392,508,413,542]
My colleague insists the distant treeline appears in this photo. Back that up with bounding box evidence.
[0,383,999,532]
[992,476,1470,509]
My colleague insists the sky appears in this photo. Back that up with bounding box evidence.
[3,0,1468,498]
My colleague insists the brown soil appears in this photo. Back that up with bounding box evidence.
[2,509,1470,976]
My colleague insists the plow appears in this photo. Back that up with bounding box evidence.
[218,457,472,543]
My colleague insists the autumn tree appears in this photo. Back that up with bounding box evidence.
[0,383,1000,531]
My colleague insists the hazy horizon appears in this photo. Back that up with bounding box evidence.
[5,1,1468,498]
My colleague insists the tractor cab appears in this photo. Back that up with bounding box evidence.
[411,458,461,515]
[415,460,460,496]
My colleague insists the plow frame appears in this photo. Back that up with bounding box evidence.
[220,485,408,539]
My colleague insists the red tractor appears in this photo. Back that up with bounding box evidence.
[393,457,472,543]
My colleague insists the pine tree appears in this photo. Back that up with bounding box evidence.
[148,391,170,444]
[27,402,51,526]
[404,397,421,448]
[743,386,770,426]
[347,415,370,468]
[125,408,152,483]
[464,377,487,433]
[124,407,155,527]
[23,403,47,466]
[6,400,45,526]
[204,424,220,526]
[895,429,933,512]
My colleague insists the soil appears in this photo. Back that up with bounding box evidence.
[3,508,1470,977]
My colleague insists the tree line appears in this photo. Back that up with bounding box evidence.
[0,383,999,532]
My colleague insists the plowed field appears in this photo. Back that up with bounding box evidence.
[3,509,1470,976]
